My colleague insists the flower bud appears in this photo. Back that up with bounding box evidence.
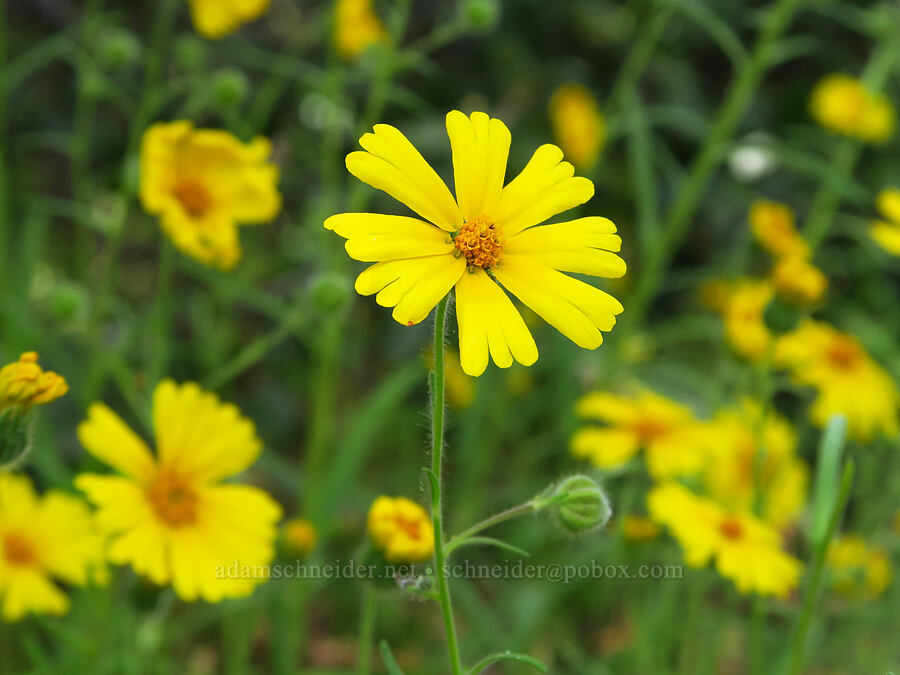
[210,68,249,108]
[460,0,501,31]
[97,28,142,69]
[174,36,207,71]
[537,475,612,534]
[309,271,352,314]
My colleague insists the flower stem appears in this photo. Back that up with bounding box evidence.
[430,295,463,674]
[356,584,377,675]
[445,501,537,556]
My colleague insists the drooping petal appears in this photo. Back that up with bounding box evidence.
[454,268,538,376]
[355,254,465,326]
[493,255,623,350]
[77,404,157,480]
[324,213,453,261]
[346,124,460,230]
[493,144,594,236]
[503,216,626,277]
[153,380,262,483]
[446,111,511,221]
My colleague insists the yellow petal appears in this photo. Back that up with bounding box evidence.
[446,111,511,221]
[355,254,465,326]
[77,404,156,480]
[870,221,900,255]
[153,380,262,483]
[570,427,639,467]
[493,144,594,236]
[1,568,69,621]
[454,268,538,376]
[504,216,626,277]
[347,124,460,230]
[493,255,623,349]
[324,213,454,261]
[877,187,900,225]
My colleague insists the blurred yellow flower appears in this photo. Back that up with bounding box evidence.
[325,111,626,376]
[700,402,807,528]
[76,381,282,602]
[140,121,281,270]
[424,348,476,409]
[775,320,899,440]
[869,187,900,256]
[0,352,67,412]
[771,255,827,306]
[367,496,434,563]
[282,518,316,557]
[708,279,773,362]
[648,482,801,598]
[827,535,892,600]
[572,390,706,478]
[549,84,606,169]
[334,0,386,60]
[0,473,104,621]
[809,73,895,143]
[186,0,270,40]
[622,515,659,541]
[749,200,809,260]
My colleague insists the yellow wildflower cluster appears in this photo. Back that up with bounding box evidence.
[282,518,317,557]
[549,84,606,170]
[827,535,892,600]
[702,278,774,362]
[870,187,900,256]
[0,352,68,412]
[648,482,802,598]
[809,73,895,143]
[334,0,387,60]
[139,121,281,270]
[367,496,434,563]
[185,0,270,40]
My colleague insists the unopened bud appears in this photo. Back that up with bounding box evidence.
[210,69,249,108]
[310,271,352,314]
[461,0,501,31]
[536,475,612,534]
[98,28,142,69]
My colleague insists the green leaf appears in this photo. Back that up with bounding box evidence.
[810,415,847,546]
[379,640,405,675]
[466,651,548,674]
[449,536,531,558]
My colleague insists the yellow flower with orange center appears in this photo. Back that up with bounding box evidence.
[571,390,707,478]
[809,73,895,143]
[140,121,281,270]
[75,381,282,602]
[648,482,802,598]
[367,496,434,563]
[334,0,387,60]
[282,518,317,557]
[185,0,270,39]
[775,320,899,441]
[0,473,104,621]
[549,84,606,169]
[325,111,626,376]
[0,352,67,412]
[870,187,900,256]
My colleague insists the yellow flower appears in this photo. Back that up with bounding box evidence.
[869,187,900,256]
[140,121,281,270]
[0,352,68,412]
[186,0,270,40]
[325,111,626,376]
[827,535,892,599]
[571,390,706,478]
[771,255,827,306]
[424,348,476,409]
[699,402,808,528]
[0,473,104,621]
[749,200,809,259]
[648,482,802,598]
[548,84,606,169]
[367,496,434,563]
[775,320,899,441]
[334,0,387,60]
[709,279,773,362]
[809,73,895,143]
[75,381,282,602]
[282,518,316,557]
[622,515,659,541]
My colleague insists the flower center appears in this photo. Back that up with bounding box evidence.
[826,336,861,371]
[719,517,744,541]
[146,470,199,528]
[3,532,36,567]
[393,515,424,541]
[173,179,212,218]
[454,215,503,269]
[632,419,669,444]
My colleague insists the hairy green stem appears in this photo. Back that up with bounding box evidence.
[445,501,537,556]
[628,0,803,327]
[431,295,463,674]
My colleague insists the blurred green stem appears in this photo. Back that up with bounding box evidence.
[0,0,9,278]
[628,0,802,327]
[430,295,463,674]
[802,37,900,250]
[357,584,377,675]
[148,240,174,386]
